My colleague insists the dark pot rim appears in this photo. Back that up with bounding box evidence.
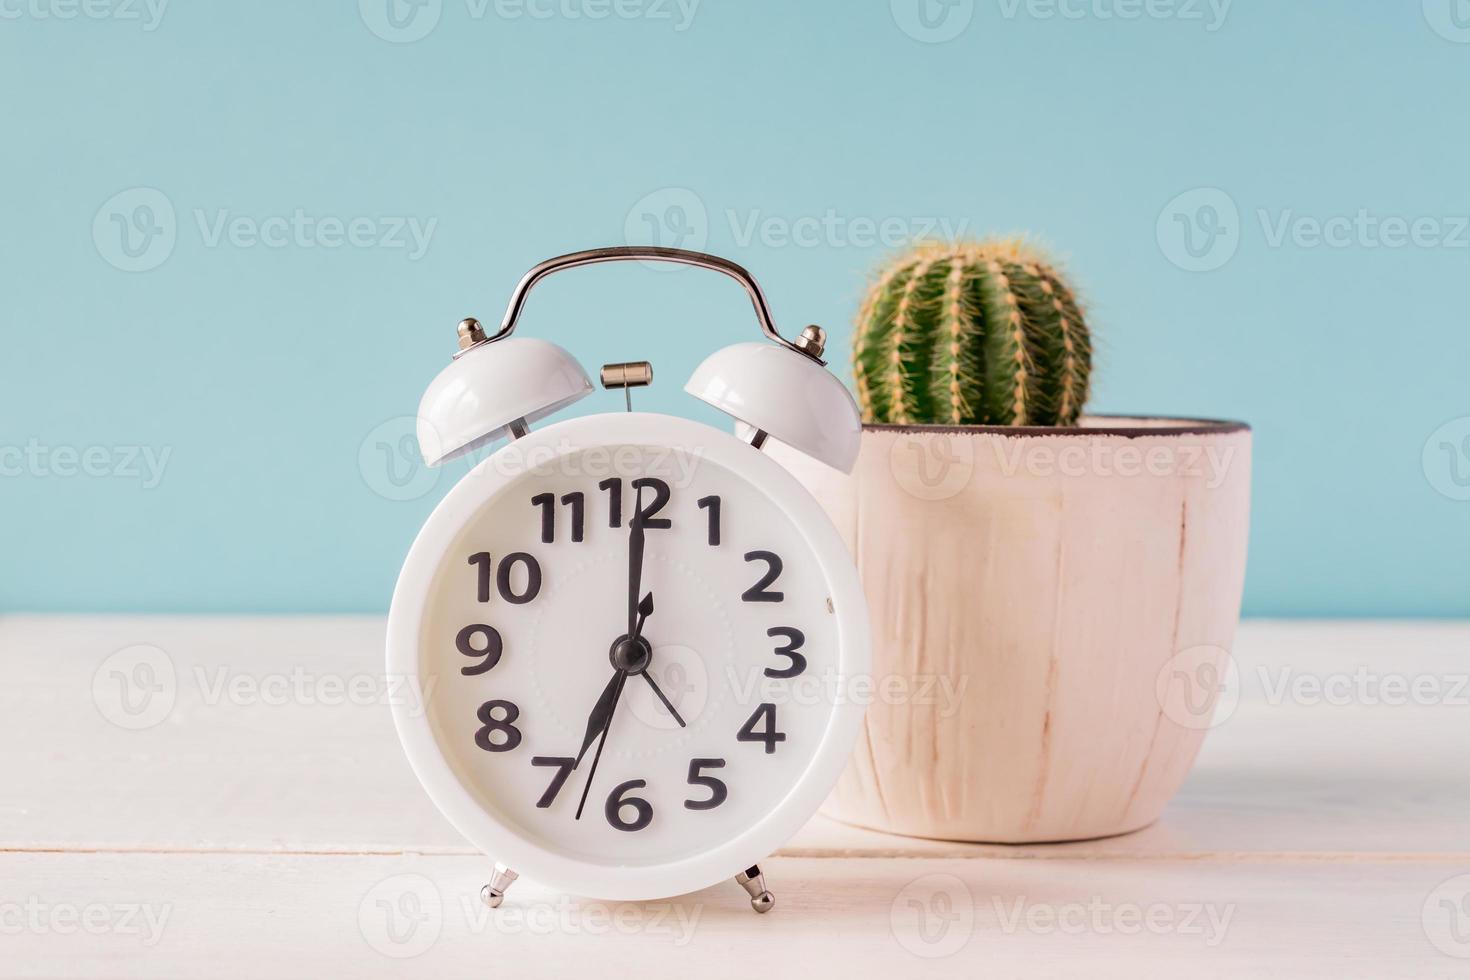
[863,414,1250,439]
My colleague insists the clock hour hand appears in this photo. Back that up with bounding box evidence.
[574,670,625,767]
[575,669,628,820]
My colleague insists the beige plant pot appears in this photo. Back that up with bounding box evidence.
[770,416,1252,843]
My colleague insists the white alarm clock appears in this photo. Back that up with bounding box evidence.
[387,247,868,912]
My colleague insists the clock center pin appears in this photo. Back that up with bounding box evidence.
[608,634,653,674]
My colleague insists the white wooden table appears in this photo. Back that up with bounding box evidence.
[4,617,1468,978]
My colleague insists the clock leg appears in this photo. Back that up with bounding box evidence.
[480,863,519,909]
[735,864,774,914]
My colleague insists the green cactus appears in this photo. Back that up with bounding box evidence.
[853,240,1092,426]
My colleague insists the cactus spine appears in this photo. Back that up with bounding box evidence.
[853,240,1092,426]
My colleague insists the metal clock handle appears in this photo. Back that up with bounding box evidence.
[458,246,826,364]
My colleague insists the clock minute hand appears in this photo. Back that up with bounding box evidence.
[627,485,646,638]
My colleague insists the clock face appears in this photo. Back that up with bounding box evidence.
[391,415,867,897]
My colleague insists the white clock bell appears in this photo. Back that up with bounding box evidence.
[386,247,869,912]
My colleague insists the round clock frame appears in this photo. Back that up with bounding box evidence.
[387,411,871,902]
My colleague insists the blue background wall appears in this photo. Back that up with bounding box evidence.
[3,1,1467,616]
